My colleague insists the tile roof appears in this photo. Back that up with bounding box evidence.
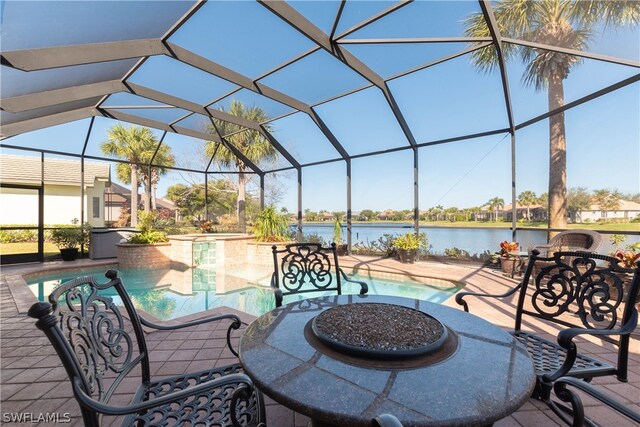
[0,154,110,188]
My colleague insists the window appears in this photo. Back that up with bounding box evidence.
[93,197,100,218]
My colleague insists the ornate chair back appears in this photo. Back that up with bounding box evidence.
[271,243,343,307]
[28,270,149,425]
[517,251,639,378]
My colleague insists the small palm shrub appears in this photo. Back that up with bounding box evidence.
[253,206,291,242]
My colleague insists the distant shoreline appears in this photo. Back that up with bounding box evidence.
[290,220,640,233]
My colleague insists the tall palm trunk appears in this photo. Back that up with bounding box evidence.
[237,167,246,231]
[151,169,158,211]
[548,77,567,238]
[142,178,151,212]
[130,166,138,227]
[152,182,157,211]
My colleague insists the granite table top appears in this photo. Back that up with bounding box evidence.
[239,295,536,427]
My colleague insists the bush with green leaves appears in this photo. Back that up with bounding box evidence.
[0,229,37,243]
[352,233,398,257]
[301,232,326,246]
[50,227,83,249]
[253,206,291,242]
[48,219,90,249]
[393,232,428,251]
[333,220,342,245]
[127,211,169,244]
[444,247,471,259]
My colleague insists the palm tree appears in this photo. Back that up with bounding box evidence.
[114,144,175,212]
[465,1,639,232]
[486,197,505,222]
[518,190,537,221]
[139,144,175,211]
[205,100,277,230]
[101,125,159,226]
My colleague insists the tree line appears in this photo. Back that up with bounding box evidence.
[298,188,638,223]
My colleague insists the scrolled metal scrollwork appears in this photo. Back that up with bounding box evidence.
[50,276,134,400]
[531,254,627,329]
[279,244,333,292]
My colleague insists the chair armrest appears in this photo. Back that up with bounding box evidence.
[550,377,640,426]
[542,310,638,384]
[73,373,256,419]
[139,313,242,357]
[373,414,404,427]
[557,309,638,348]
[454,282,522,312]
[339,269,368,295]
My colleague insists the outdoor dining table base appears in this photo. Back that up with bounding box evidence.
[239,295,536,427]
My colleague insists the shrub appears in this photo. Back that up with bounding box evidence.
[50,227,83,249]
[301,233,326,245]
[129,230,169,244]
[253,206,291,242]
[444,247,470,259]
[393,232,428,251]
[352,234,398,257]
[0,229,37,243]
[199,220,215,233]
[127,211,168,244]
[333,220,342,245]
[48,219,90,249]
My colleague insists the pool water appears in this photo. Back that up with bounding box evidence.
[26,266,461,320]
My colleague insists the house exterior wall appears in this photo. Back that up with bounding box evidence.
[578,209,640,222]
[0,182,107,226]
[0,187,40,225]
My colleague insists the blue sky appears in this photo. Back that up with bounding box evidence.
[2,0,639,213]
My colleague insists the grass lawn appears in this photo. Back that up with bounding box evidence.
[0,242,59,256]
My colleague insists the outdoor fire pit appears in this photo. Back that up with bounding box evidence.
[311,303,448,359]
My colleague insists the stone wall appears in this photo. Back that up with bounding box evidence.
[116,243,172,269]
[246,242,293,267]
[215,236,253,269]
[116,235,290,270]
[167,236,196,267]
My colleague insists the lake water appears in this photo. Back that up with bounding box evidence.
[296,223,639,256]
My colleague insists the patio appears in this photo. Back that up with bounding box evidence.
[1,257,638,426]
[1,0,639,425]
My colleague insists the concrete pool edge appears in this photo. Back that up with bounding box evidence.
[5,259,258,326]
[6,255,469,318]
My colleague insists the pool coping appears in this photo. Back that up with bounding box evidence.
[5,256,464,323]
[4,259,258,327]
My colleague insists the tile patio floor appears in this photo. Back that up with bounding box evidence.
[1,256,638,426]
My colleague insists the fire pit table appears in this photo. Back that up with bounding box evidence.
[239,295,535,427]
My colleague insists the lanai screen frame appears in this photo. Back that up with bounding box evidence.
[1,0,639,249]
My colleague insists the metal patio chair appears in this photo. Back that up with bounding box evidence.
[456,251,639,413]
[530,229,603,256]
[28,270,265,427]
[529,229,603,277]
[550,377,640,426]
[271,242,368,307]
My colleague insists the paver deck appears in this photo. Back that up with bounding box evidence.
[1,256,638,426]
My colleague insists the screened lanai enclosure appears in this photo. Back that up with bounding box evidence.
[1,0,639,263]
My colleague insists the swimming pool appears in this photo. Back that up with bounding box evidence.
[26,266,461,320]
